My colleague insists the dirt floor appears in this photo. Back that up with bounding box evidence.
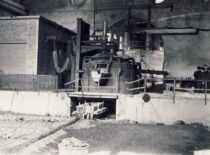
[16,119,210,155]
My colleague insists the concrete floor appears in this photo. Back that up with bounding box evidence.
[10,119,210,155]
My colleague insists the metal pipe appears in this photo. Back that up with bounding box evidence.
[103,21,108,37]
[205,81,207,105]
[173,79,176,104]
[93,0,96,34]
[144,77,147,93]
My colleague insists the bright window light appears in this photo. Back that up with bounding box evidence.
[155,0,165,3]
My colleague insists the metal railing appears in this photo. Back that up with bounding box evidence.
[0,74,58,91]
[126,77,210,105]
[64,77,118,94]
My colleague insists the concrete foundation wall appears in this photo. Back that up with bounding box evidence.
[116,93,210,125]
[0,91,71,116]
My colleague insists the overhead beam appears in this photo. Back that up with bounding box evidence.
[0,0,27,15]
[133,28,198,35]
[95,3,173,11]
[81,45,105,54]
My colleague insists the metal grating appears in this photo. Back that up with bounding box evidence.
[0,74,58,91]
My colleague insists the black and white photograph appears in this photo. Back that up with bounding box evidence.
[0,0,210,155]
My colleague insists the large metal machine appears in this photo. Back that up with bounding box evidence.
[69,18,171,95]
[82,53,139,94]
[67,19,142,118]
[66,1,201,118]
[68,18,143,95]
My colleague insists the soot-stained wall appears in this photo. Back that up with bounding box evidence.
[22,0,210,77]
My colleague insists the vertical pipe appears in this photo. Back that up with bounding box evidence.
[147,5,152,28]
[205,80,207,105]
[124,32,129,50]
[75,19,82,91]
[144,77,147,93]
[113,76,118,94]
[116,68,120,94]
[37,75,40,91]
[146,5,151,51]
[93,0,96,35]
[103,21,108,38]
[173,79,176,104]
[119,36,123,50]
[146,33,150,51]
[55,75,58,91]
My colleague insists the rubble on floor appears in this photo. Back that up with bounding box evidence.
[60,137,89,148]
[0,112,69,152]
[67,120,97,129]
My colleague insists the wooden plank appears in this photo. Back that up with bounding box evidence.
[0,0,27,15]
[134,28,198,34]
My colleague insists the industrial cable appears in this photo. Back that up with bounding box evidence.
[52,50,71,74]
[52,39,72,74]
[140,55,155,70]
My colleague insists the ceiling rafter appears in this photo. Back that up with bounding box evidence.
[0,0,27,15]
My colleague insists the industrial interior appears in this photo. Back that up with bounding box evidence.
[1,0,210,155]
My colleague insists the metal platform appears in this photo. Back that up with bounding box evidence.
[67,92,118,99]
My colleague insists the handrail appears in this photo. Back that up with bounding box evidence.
[65,78,117,94]
[126,77,209,105]
[125,78,144,84]
[76,86,116,89]
[126,87,145,91]
[126,77,210,84]
[65,77,117,86]
[64,79,80,86]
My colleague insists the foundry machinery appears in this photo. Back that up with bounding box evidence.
[70,1,198,95]
[70,18,142,95]
[82,54,139,94]
[68,19,142,119]
[67,18,173,95]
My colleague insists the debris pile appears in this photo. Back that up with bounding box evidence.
[58,137,89,155]
[60,137,89,149]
